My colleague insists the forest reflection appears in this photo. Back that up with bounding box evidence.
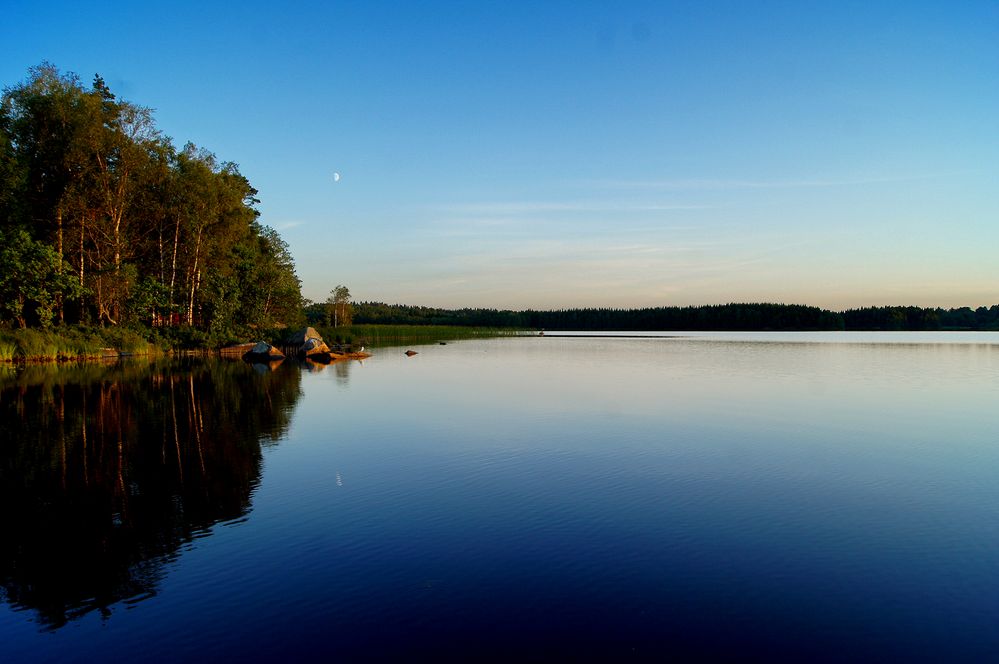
[0,358,303,629]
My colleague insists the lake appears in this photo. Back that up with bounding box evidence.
[2,332,999,661]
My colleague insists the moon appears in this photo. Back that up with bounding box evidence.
[333,172,341,182]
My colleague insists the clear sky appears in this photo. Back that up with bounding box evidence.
[3,1,997,310]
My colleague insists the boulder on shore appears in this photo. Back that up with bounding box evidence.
[287,327,324,345]
[243,341,285,361]
[300,337,332,358]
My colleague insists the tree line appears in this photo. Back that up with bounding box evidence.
[339,301,999,331]
[841,305,999,331]
[0,64,303,341]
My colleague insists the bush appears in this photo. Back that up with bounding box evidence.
[151,325,210,351]
[97,326,160,355]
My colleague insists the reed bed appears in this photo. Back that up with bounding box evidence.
[0,326,163,362]
[315,324,525,348]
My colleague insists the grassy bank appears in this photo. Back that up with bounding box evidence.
[0,323,527,362]
[0,326,165,362]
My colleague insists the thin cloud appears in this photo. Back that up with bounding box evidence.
[273,220,305,231]
[591,173,962,190]
[436,201,712,214]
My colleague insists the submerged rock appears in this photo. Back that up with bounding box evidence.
[405,350,418,356]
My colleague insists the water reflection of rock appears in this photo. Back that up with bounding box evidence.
[0,358,302,630]
[251,358,285,373]
[301,356,360,387]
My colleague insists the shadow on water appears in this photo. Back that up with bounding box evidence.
[0,358,303,630]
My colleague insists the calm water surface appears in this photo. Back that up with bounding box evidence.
[2,333,999,661]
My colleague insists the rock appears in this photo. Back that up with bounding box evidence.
[250,341,275,354]
[405,350,418,356]
[287,327,324,345]
[243,341,285,361]
[221,342,256,357]
[300,337,331,358]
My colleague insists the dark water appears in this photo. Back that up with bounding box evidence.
[2,334,999,661]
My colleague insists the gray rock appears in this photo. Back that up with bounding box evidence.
[300,337,332,357]
[243,341,285,361]
[287,327,324,345]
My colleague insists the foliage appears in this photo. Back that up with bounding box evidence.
[0,228,82,328]
[842,305,999,331]
[0,64,303,334]
[148,324,210,351]
[96,326,160,355]
[125,276,170,325]
[326,284,352,327]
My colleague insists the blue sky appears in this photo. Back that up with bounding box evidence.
[4,1,997,309]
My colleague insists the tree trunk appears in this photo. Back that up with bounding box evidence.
[158,222,164,285]
[56,206,64,323]
[16,296,26,328]
[169,215,180,309]
[79,214,86,314]
[187,226,203,325]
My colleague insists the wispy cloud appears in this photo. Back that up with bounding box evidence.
[421,215,707,242]
[272,220,305,231]
[435,201,712,215]
[590,173,962,190]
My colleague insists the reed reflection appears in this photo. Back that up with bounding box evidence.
[0,358,302,629]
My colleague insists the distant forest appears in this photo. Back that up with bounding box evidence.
[0,64,303,339]
[305,301,999,332]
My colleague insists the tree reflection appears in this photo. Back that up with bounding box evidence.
[0,358,302,629]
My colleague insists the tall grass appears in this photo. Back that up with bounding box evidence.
[3,328,102,360]
[313,324,525,348]
[0,326,164,361]
[11,329,67,360]
[0,336,16,361]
